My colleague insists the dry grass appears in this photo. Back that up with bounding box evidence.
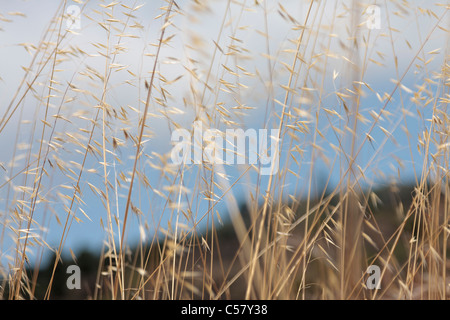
[0,0,449,300]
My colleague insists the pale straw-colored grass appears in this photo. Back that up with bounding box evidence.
[0,0,448,300]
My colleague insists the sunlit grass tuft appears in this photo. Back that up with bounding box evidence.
[0,0,448,300]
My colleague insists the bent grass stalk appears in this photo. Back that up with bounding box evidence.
[0,0,448,300]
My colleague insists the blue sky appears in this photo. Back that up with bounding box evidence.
[0,0,448,269]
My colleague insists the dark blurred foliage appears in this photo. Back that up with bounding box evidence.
[1,182,446,299]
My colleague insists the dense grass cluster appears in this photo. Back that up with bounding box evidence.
[0,0,449,300]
